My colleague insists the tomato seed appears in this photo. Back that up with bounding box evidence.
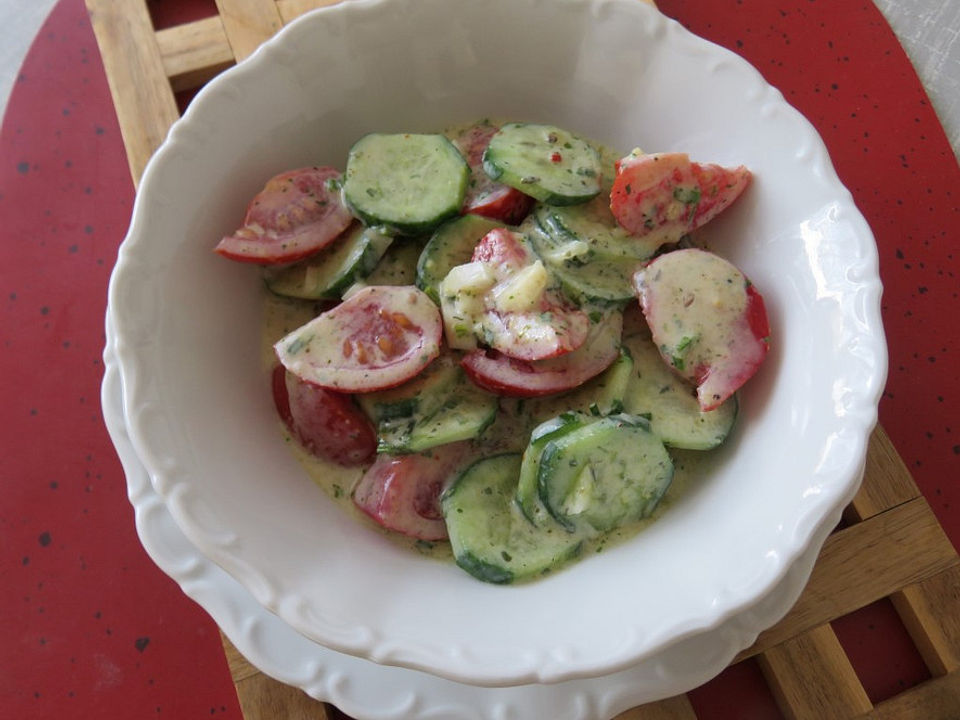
[355,342,369,365]
[377,336,393,354]
[392,312,413,329]
[342,338,353,358]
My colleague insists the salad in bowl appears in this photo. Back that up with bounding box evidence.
[217,119,771,585]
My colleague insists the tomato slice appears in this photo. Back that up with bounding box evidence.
[351,443,470,541]
[453,123,534,225]
[271,365,376,466]
[215,167,354,265]
[633,248,770,411]
[440,228,588,361]
[475,230,588,360]
[610,152,751,240]
[479,307,589,362]
[461,310,622,397]
[275,285,442,393]
[469,226,532,269]
[465,185,534,226]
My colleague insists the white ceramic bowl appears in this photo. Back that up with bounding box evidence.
[107,0,886,688]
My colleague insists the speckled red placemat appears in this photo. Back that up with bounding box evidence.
[2,1,957,719]
[0,0,244,717]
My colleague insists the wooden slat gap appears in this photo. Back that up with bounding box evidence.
[156,15,236,93]
[759,623,873,720]
[736,496,959,663]
[854,669,960,720]
[891,565,960,676]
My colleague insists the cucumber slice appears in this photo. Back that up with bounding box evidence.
[621,331,738,449]
[534,200,661,262]
[526,221,637,305]
[568,345,633,418]
[516,413,592,524]
[362,237,425,287]
[442,453,584,584]
[376,368,497,454]
[356,354,460,423]
[416,214,504,303]
[343,133,469,235]
[483,123,602,206]
[527,345,633,423]
[263,224,392,300]
[406,385,498,450]
[538,415,673,532]
[589,346,634,416]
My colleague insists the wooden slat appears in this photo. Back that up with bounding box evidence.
[277,0,346,23]
[156,15,234,92]
[759,624,873,720]
[235,671,332,720]
[614,694,698,720]
[215,0,284,61]
[737,496,959,661]
[857,670,960,720]
[85,0,180,186]
[848,425,920,521]
[892,565,960,676]
[221,633,262,684]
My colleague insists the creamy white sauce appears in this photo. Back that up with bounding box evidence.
[260,124,741,571]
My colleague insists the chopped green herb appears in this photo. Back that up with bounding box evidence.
[673,186,701,205]
[285,334,312,355]
[676,335,697,354]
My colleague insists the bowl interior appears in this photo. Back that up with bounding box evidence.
[109,0,886,686]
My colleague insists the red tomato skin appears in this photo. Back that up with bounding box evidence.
[464,185,534,225]
[271,365,377,466]
[460,344,615,398]
[461,352,556,397]
[461,310,622,397]
[470,227,531,269]
[215,167,354,265]
[453,122,534,225]
[610,153,751,239]
[745,283,771,344]
[693,283,770,412]
[352,444,470,541]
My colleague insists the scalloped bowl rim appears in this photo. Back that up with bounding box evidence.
[108,0,887,687]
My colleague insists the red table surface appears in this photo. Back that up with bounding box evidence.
[1,0,957,718]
